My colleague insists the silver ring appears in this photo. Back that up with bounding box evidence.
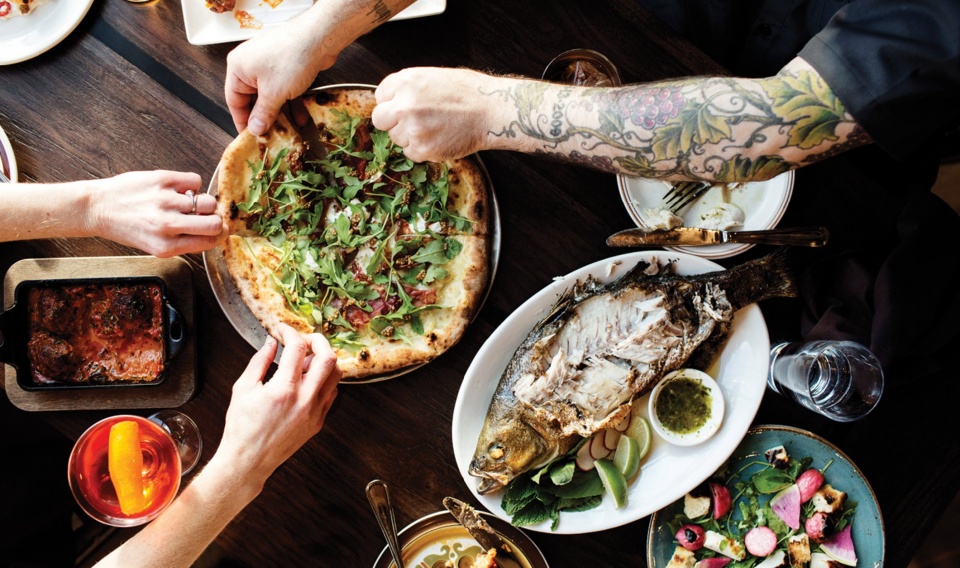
[185,190,197,214]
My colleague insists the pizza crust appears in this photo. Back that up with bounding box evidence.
[217,113,305,235]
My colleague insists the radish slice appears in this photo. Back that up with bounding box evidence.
[576,441,595,471]
[676,524,706,551]
[694,559,732,568]
[805,511,833,543]
[797,469,825,503]
[770,484,801,530]
[820,525,857,566]
[603,428,621,451]
[744,526,777,557]
[709,482,731,519]
[614,413,630,432]
[589,434,611,460]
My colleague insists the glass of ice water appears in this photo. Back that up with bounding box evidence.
[768,340,884,422]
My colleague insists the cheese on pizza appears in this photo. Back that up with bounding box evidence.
[217,89,490,378]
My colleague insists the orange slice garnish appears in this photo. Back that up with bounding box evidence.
[108,420,146,515]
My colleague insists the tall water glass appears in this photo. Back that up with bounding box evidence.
[768,340,884,422]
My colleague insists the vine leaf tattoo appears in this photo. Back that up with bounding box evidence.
[651,103,730,160]
[765,72,848,149]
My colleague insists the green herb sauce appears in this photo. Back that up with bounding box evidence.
[655,377,711,434]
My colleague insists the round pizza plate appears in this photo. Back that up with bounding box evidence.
[203,85,501,384]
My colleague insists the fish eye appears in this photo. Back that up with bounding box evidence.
[487,443,505,461]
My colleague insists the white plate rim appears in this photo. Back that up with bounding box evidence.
[182,0,446,46]
[451,251,770,534]
[0,122,17,181]
[616,171,795,259]
[0,0,94,66]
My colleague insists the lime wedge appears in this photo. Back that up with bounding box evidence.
[595,458,628,508]
[613,435,641,480]
[624,414,651,462]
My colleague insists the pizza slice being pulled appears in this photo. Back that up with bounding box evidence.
[216,88,491,379]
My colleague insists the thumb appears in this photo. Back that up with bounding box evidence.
[234,336,278,392]
[247,96,284,136]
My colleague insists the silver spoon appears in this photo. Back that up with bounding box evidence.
[366,479,405,568]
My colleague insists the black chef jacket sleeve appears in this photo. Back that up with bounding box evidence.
[798,0,960,159]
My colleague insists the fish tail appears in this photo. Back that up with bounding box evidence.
[719,247,798,309]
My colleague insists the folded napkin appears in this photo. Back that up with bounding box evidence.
[799,191,960,385]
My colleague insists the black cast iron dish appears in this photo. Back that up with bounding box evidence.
[0,276,185,391]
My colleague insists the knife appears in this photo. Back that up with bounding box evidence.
[606,226,829,248]
[442,497,523,568]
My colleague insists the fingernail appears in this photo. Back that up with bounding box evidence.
[249,117,266,135]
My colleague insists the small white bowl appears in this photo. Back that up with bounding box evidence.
[648,369,724,446]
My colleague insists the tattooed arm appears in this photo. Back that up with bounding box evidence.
[226,0,416,135]
[374,58,872,182]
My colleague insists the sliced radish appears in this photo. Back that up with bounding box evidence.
[676,524,706,551]
[614,413,630,432]
[576,441,595,471]
[589,433,611,460]
[770,484,801,530]
[744,526,777,557]
[709,482,731,520]
[797,469,825,503]
[805,511,834,543]
[820,525,857,566]
[694,558,732,568]
[603,428,621,451]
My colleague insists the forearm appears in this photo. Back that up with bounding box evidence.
[483,58,871,182]
[94,454,265,568]
[0,181,95,242]
[298,0,417,65]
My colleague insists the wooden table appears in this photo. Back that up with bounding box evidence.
[2,1,958,566]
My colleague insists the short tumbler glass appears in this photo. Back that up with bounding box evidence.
[768,340,884,422]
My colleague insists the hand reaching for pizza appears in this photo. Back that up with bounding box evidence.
[224,0,419,136]
[373,67,516,163]
[225,18,333,136]
[213,324,342,491]
[84,170,227,258]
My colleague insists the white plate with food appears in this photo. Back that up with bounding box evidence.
[617,171,794,259]
[183,0,446,46]
[452,250,780,534]
[0,0,94,65]
[0,121,17,181]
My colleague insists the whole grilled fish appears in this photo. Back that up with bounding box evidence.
[469,249,797,494]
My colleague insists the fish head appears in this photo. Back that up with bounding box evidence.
[469,416,555,494]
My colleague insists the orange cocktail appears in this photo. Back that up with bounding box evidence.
[68,415,181,527]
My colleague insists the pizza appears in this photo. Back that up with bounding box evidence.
[215,87,491,379]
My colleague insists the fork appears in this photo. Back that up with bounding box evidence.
[661,181,712,213]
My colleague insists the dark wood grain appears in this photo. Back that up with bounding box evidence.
[1,0,957,566]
